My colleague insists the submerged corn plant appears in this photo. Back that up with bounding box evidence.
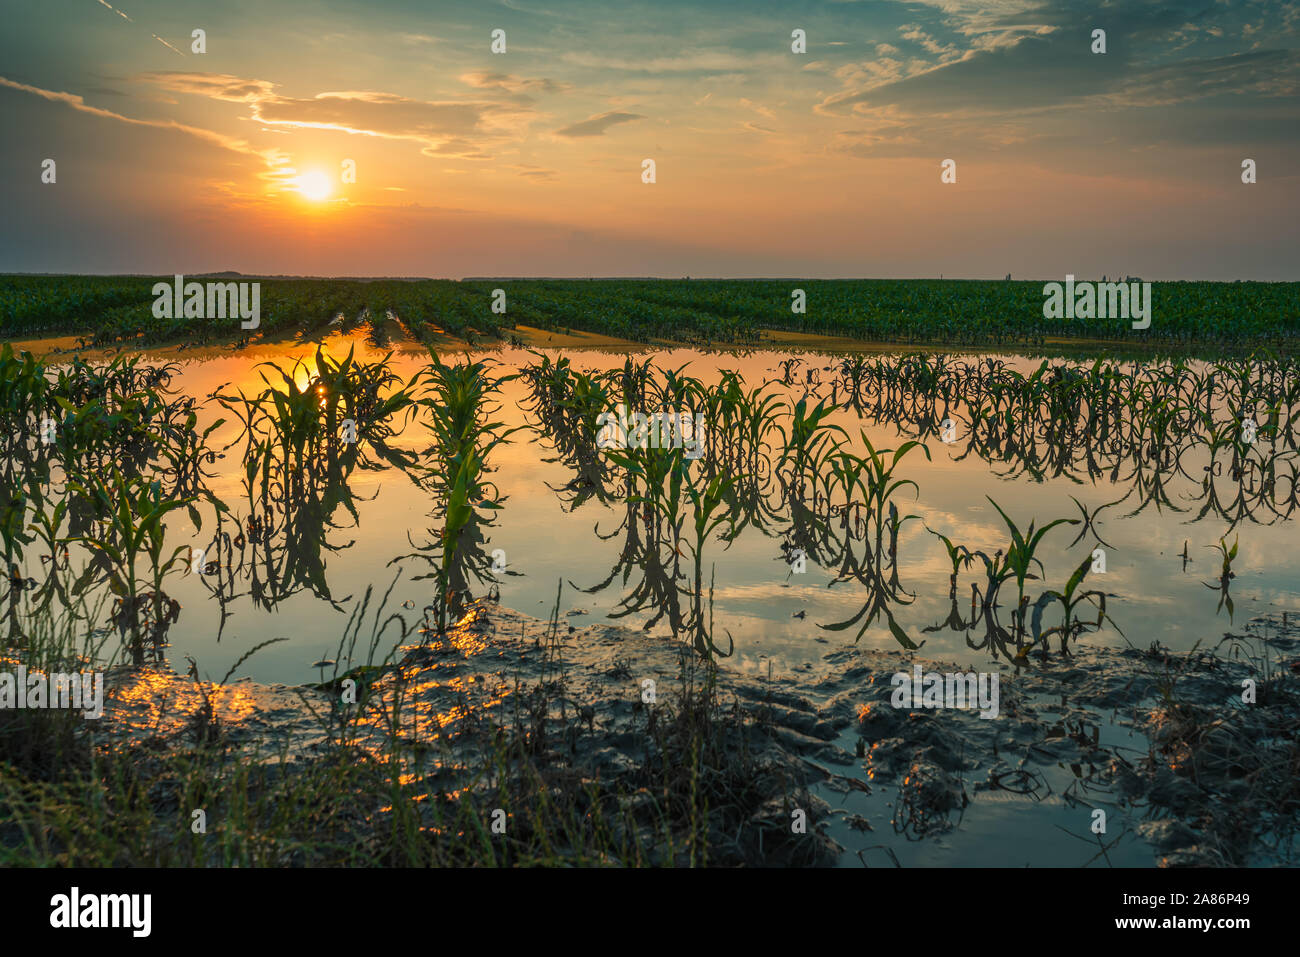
[682,472,739,660]
[393,351,520,635]
[1028,555,1118,659]
[1,490,35,645]
[776,395,847,507]
[67,467,193,664]
[983,497,1078,652]
[815,438,931,650]
[1204,534,1239,619]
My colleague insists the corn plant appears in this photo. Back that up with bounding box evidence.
[1028,555,1117,659]
[394,352,520,634]
[985,497,1078,649]
[68,467,193,663]
[1204,534,1238,619]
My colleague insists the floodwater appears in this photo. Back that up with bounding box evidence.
[116,340,1298,689]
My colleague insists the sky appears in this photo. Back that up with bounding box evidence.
[1,0,1298,279]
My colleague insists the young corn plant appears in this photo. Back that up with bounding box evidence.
[985,497,1078,652]
[68,467,193,664]
[857,434,931,564]
[926,525,973,599]
[2,490,34,644]
[1204,534,1238,619]
[682,471,739,660]
[1028,554,1117,659]
[776,395,848,508]
[25,494,72,617]
[396,352,520,634]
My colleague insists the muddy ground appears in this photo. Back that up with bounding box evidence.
[92,604,1300,867]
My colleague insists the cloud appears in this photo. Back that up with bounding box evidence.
[865,0,1056,38]
[458,72,570,96]
[1099,50,1300,107]
[254,91,524,138]
[137,72,539,155]
[417,137,494,160]
[898,23,960,59]
[819,34,1108,114]
[561,50,769,73]
[136,72,275,102]
[0,75,272,160]
[509,163,557,180]
[822,32,1300,117]
[807,0,1300,162]
[554,110,645,137]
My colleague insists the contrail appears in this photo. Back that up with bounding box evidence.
[152,34,186,56]
[94,0,133,22]
[90,0,186,56]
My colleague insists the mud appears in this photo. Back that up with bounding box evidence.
[87,604,1300,866]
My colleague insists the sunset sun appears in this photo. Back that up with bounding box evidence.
[294,170,332,202]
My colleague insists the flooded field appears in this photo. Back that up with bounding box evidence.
[27,340,1289,676]
[4,335,1299,867]
[39,340,1297,683]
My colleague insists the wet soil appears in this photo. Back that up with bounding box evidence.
[88,603,1300,866]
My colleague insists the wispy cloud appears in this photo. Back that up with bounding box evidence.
[459,72,570,96]
[554,110,644,137]
[138,72,540,157]
[561,50,769,73]
[509,163,557,180]
[136,72,274,102]
[0,75,269,160]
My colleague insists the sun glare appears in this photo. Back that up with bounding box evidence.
[295,170,332,202]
